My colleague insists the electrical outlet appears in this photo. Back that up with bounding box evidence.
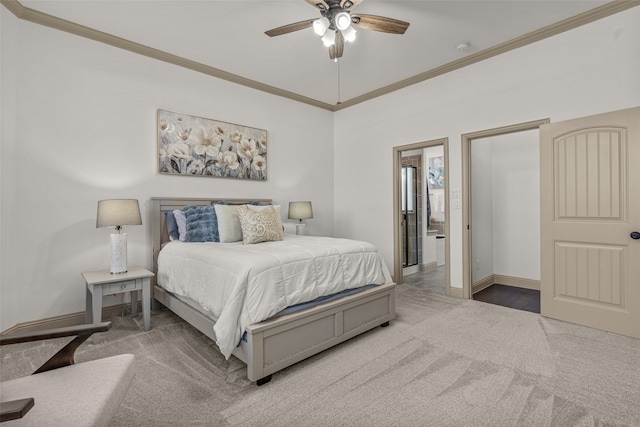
[476,260,480,270]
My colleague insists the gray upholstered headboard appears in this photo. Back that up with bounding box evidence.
[150,197,271,280]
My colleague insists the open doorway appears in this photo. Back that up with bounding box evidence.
[393,138,450,295]
[461,119,549,312]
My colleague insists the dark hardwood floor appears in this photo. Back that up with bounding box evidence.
[473,284,540,314]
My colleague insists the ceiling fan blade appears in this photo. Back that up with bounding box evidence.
[265,19,316,37]
[305,0,329,11]
[329,31,344,60]
[351,14,410,34]
[340,0,364,10]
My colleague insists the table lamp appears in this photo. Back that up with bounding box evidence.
[288,201,313,235]
[96,199,142,274]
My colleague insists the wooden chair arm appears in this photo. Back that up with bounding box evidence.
[1,398,35,423]
[0,322,112,374]
[0,322,111,346]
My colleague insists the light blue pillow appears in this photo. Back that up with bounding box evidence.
[172,209,187,242]
[184,205,217,242]
[165,211,180,241]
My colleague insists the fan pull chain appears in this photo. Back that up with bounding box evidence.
[337,60,341,104]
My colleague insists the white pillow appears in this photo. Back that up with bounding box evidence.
[173,209,187,242]
[214,204,243,243]
[247,204,283,232]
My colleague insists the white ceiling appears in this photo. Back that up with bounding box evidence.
[19,0,610,107]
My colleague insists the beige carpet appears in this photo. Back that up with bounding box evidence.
[2,284,639,426]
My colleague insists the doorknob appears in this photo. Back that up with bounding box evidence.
[631,231,640,240]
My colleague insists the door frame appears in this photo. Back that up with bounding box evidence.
[461,119,549,299]
[393,138,450,291]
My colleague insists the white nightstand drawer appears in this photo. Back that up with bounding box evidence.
[103,279,141,295]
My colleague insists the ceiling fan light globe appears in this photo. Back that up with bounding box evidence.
[342,25,356,42]
[313,17,329,36]
[335,12,351,31]
[322,30,335,46]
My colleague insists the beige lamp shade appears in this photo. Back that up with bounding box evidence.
[96,199,142,229]
[288,201,313,220]
[97,199,141,274]
[288,201,313,236]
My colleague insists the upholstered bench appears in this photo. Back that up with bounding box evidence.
[0,322,135,426]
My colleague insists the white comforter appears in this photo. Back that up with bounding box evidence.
[157,234,393,359]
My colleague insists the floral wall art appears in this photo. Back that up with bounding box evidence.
[157,109,267,180]
[428,156,445,189]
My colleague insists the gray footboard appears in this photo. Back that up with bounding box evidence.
[154,282,396,384]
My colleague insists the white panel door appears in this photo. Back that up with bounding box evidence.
[540,107,640,338]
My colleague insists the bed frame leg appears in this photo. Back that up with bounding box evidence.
[151,298,164,311]
[380,321,390,327]
[256,375,272,386]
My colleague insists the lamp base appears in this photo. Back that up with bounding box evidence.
[295,223,306,236]
[110,233,128,274]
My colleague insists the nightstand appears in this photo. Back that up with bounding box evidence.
[82,266,155,331]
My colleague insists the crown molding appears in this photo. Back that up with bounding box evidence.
[0,0,334,111]
[333,0,640,111]
[2,0,638,112]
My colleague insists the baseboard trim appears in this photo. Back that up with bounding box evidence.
[403,265,419,275]
[472,274,540,295]
[2,275,511,333]
[1,302,140,335]
[494,274,540,291]
[420,261,438,273]
[472,275,495,294]
[448,286,464,299]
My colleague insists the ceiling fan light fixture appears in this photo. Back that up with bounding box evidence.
[341,25,356,42]
[334,11,351,31]
[313,17,330,36]
[322,30,336,47]
[264,2,411,60]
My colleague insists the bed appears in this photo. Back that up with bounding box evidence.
[151,197,396,385]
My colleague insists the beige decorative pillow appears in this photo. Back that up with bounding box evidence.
[237,205,284,245]
[247,204,283,233]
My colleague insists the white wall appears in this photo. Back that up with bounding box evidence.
[0,4,19,332]
[0,9,334,329]
[471,130,540,284]
[334,7,640,289]
[471,139,494,283]
[491,131,540,280]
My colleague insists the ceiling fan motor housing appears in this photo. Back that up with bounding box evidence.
[318,0,355,31]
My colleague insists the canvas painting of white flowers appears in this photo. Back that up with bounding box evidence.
[157,109,267,180]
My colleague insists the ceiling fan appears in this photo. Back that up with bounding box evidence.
[265,0,410,60]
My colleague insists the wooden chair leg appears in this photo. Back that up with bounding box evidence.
[33,334,92,374]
